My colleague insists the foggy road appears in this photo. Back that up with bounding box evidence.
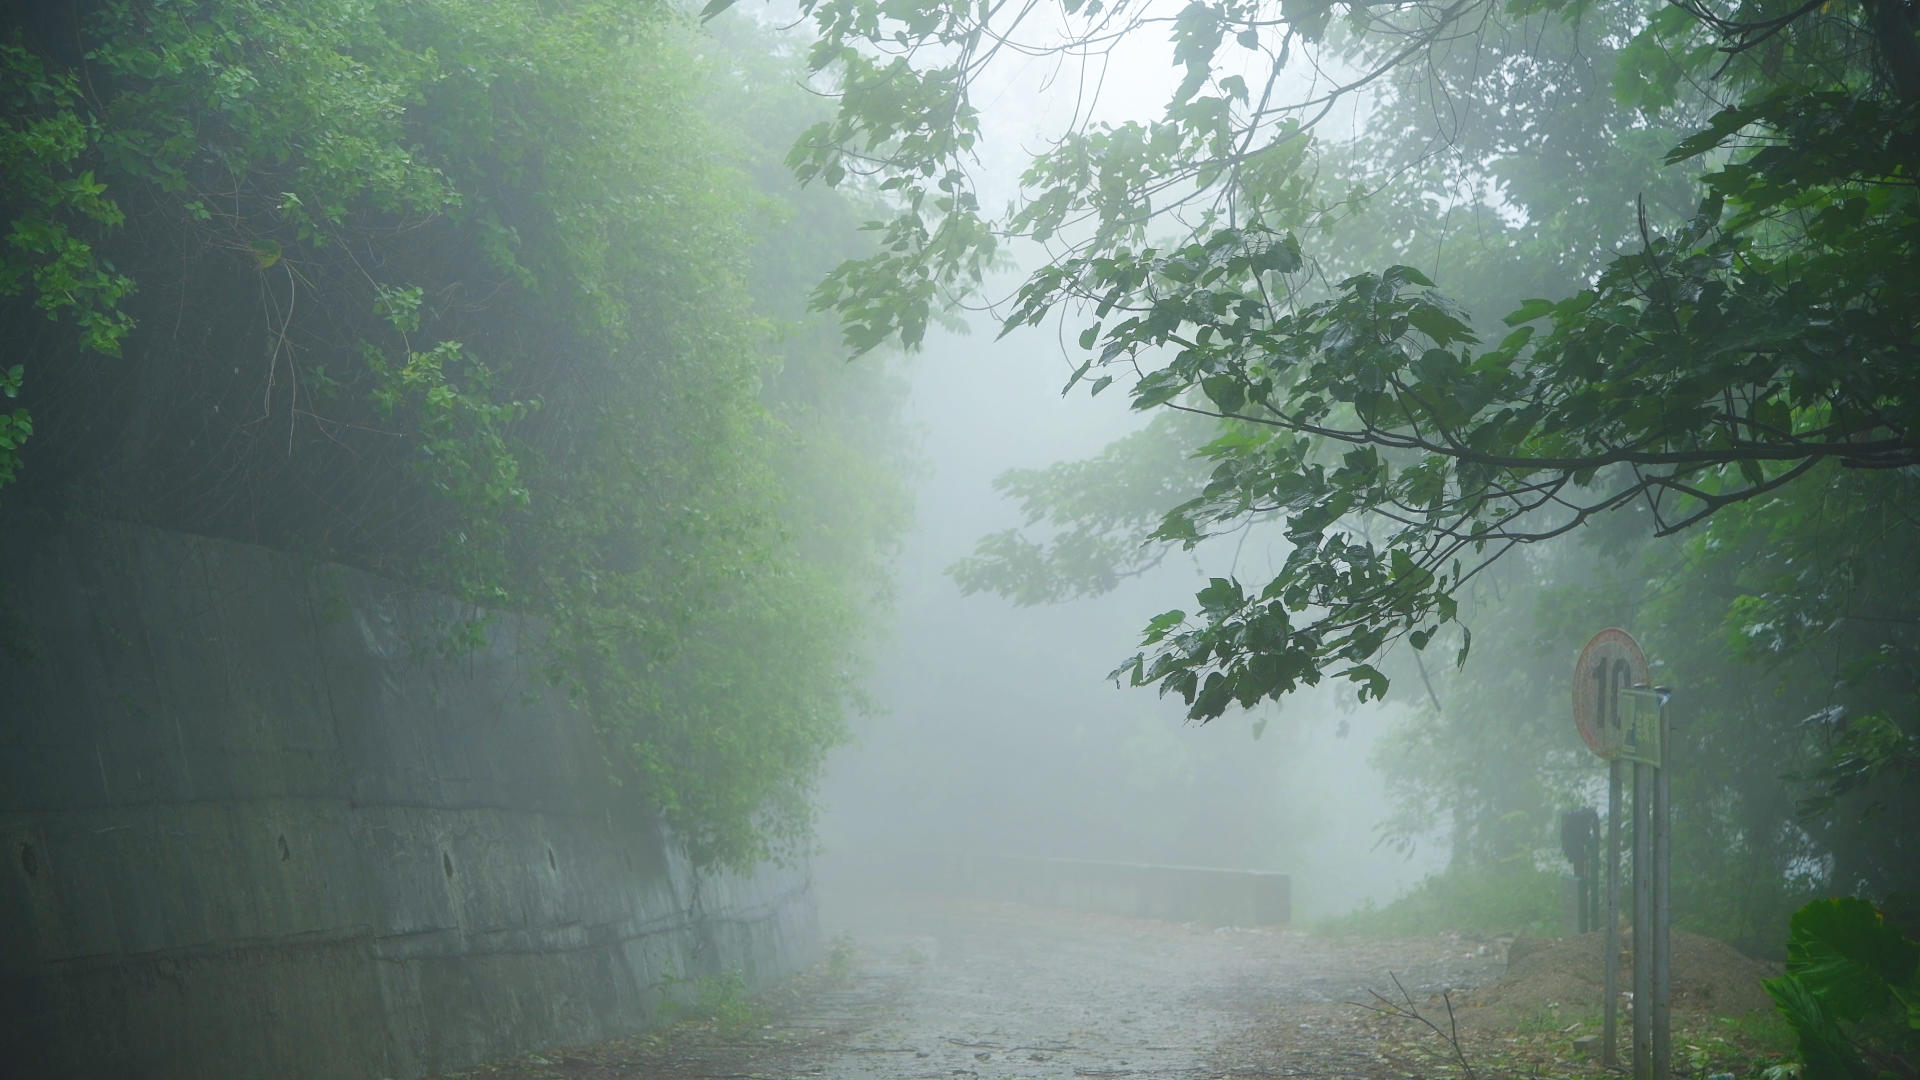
[801,896,1286,1079]
[489,892,1513,1080]
[787,893,1506,1080]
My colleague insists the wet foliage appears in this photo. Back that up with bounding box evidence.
[731,0,1916,978]
[0,0,910,869]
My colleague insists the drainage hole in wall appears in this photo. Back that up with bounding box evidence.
[443,851,454,879]
[20,842,37,878]
[547,847,557,872]
[278,834,291,862]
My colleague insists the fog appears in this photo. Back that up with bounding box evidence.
[780,0,1434,923]
[6,0,1911,1072]
[815,308,1443,921]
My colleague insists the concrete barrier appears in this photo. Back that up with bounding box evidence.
[829,851,1291,926]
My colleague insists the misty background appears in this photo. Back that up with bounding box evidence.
[784,8,1435,922]
[815,310,1442,921]
[5,0,1917,1074]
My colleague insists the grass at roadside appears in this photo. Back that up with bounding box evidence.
[1310,862,1798,1079]
[1309,996,1795,1080]
[427,945,866,1080]
[1321,862,1566,939]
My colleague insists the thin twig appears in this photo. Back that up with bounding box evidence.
[1349,972,1480,1080]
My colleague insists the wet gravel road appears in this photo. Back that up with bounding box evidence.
[747,891,1505,1080]
[445,891,1510,1080]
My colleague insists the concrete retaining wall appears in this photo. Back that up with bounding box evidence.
[0,519,820,1079]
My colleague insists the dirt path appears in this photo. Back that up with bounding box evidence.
[446,892,1512,1080]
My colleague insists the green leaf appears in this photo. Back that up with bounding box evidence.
[1491,324,1535,356]
[1142,609,1188,644]
[1407,303,1473,347]
[1132,369,1188,409]
[1280,0,1334,41]
[1194,671,1235,717]
[1784,897,1920,1022]
[1385,264,1436,288]
[1503,298,1556,326]
[1168,2,1225,105]
[1343,662,1388,701]
[1061,358,1093,396]
[1201,374,1245,412]
[1196,576,1243,614]
[1766,975,1874,1080]
[1252,235,1303,275]
[1665,105,1756,164]
[1895,985,1920,1030]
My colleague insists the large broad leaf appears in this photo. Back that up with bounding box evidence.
[1785,897,1920,1023]
[1897,985,1920,1031]
[1765,974,1873,1080]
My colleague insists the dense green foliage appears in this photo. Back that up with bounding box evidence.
[745,0,1915,718]
[727,0,1916,938]
[1765,898,1919,1079]
[0,0,908,869]
[1371,463,1918,953]
[682,0,1920,984]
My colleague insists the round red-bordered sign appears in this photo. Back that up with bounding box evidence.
[1573,628,1648,760]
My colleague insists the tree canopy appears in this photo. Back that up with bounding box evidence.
[1,0,910,870]
[744,0,1917,721]
[720,0,1919,940]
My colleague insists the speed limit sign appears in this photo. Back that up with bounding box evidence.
[1574,626,1670,1080]
[1573,627,1648,760]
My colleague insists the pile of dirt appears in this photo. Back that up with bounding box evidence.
[1452,930,1781,1030]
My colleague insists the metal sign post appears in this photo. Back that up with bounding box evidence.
[1573,630,1670,1080]
[1623,687,1674,1080]
[1633,731,1653,1078]
[1656,699,1671,1080]
[1606,755,1622,1066]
